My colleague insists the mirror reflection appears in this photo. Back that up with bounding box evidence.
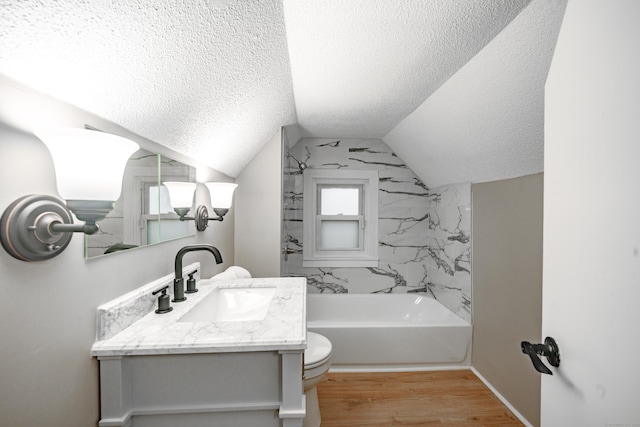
[85,149,196,258]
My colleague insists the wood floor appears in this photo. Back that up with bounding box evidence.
[316,370,524,427]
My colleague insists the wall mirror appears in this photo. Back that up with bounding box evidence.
[85,148,196,258]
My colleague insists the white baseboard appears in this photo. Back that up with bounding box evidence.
[329,364,471,373]
[471,367,534,427]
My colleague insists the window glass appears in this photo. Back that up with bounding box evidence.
[320,220,360,249]
[148,185,174,215]
[147,219,190,244]
[319,187,360,215]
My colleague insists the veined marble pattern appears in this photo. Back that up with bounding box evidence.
[92,276,306,357]
[283,138,471,323]
[424,183,472,322]
[96,262,200,341]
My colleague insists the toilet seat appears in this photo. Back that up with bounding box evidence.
[305,332,332,369]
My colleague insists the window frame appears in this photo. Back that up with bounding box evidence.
[303,169,379,267]
[316,183,364,251]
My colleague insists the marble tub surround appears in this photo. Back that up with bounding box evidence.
[95,262,201,341]
[425,183,472,322]
[283,138,471,322]
[91,276,307,357]
[283,138,430,295]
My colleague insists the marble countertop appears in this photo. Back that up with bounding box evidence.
[91,277,307,357]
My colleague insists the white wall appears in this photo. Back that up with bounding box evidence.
[0,76,235,427]
[234,128,282,277]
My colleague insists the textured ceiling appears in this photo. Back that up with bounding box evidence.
[384,0,567,188]
[283,0,532,139]
[0,0,296,178]
[0,0,565,186]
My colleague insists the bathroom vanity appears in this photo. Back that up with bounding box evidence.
[91,264,307,427]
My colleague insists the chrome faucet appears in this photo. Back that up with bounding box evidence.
[172,244,223,302]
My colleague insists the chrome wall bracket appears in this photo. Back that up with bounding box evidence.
[1,194,74,261]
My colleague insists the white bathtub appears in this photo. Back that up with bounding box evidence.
[306,293,472,370]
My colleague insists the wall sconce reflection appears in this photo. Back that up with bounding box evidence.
[0,128,139,261]
[163,181,237,232]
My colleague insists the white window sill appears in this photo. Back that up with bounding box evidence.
[302,258,379,268]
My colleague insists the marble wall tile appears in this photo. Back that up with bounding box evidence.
[282,138,472,322]
[425,183,472,322]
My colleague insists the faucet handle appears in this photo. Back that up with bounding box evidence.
[185,269,199,294]
[153,285,173,314]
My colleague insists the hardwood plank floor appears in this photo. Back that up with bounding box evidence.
[316,370,524,426]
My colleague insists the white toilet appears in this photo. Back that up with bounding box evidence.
[303,332,332,427]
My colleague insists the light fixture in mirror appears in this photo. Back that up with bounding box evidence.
[164,181,237,232]
[84,149,196,258]
[0,128,139,261]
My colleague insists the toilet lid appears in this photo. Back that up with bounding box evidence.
[305,332,332,367]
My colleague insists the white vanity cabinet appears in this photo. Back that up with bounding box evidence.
[97,350,304,427]
[92,270,306,427]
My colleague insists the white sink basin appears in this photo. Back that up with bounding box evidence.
[179,287,276,322]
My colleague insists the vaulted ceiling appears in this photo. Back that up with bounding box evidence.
[0,0,566,187]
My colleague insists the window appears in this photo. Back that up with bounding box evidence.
[134,180,190,245]
[303,169,378,267]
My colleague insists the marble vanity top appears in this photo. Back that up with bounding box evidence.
[91,276,307,357]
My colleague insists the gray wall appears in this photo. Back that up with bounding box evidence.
[472,173,543,426]
[0,79,235,427]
